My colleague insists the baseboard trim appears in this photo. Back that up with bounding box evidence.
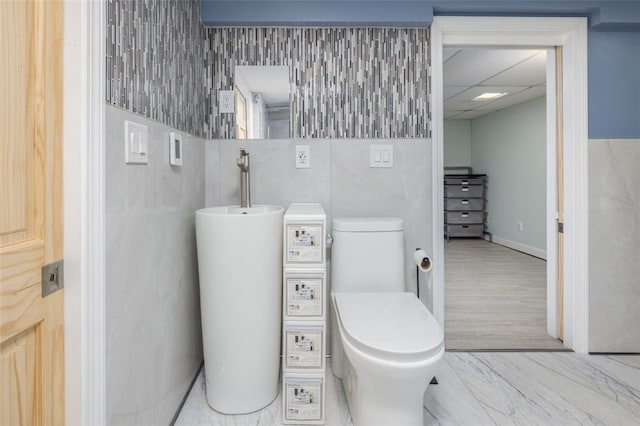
[484,235,547,260]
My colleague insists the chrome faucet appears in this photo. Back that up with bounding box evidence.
[236,149,251,208]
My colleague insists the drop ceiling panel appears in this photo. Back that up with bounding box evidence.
[454,110,496,120]
[444,110,465,119]
[483,51,547,87]
[443,49,540,87]
[444,86,469,100]
[443,48,459,62]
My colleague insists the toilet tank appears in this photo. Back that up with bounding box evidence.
[331,217,405,293]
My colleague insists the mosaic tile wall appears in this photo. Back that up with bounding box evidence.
[207,28,431,139]
[106,1,431,139]
[106,0,209,137]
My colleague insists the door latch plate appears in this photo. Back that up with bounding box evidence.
[42,260,64,297]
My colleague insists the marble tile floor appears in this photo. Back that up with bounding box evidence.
[175,353,640,425]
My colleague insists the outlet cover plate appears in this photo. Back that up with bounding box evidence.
[219,90,235,113]
[296,145,311,168]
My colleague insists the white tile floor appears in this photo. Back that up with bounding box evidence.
[176,353,640,425]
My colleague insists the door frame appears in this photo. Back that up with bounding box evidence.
[64,0,106,424]
[431,16,589,353]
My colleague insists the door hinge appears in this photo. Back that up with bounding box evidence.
[42,260,64,297]
[557,221,564,234]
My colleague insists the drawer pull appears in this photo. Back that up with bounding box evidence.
[461,213,469,217]
[461,187,469,192]
[462,225,469,228]
[462,180,469,185]
[461,200,469,204]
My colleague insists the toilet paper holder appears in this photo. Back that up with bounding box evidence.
[414,248,432,298]
[414,249,432,272]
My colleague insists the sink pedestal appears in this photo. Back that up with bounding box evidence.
[196,205,284,414]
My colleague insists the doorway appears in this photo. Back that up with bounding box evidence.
[441,47,565,350]
[430,16,589,353]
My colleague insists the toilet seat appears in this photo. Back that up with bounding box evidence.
[334,292,444,363]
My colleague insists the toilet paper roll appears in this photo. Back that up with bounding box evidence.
[413,249,432,272]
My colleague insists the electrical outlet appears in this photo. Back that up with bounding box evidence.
[516,221,523,232]
[295,145,311,168]
[219,90,235,113]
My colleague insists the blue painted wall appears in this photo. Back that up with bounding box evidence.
[201,1,432,27]
[588,30,640,138]
[201,0,640,138]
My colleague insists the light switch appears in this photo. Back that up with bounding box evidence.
[370,144,393,168]
[125,121,148,164]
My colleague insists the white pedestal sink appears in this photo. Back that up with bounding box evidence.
[195,205,283,414]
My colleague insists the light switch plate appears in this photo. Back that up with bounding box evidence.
[369,144,393,168]
[219,90,235,113]
[169,132,183,166]
[125,120,148,164]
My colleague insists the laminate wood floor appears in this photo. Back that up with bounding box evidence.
[445,239,567,350]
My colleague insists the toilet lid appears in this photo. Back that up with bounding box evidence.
[334,292,444,362]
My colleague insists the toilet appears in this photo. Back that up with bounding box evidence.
[330,217,444,426]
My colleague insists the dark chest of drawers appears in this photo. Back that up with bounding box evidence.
[444,174,487,239]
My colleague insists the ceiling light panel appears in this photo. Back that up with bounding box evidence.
[476,86,546,111]
[473,92,508,100]
[444,86,528,111]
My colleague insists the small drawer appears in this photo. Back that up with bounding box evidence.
[446,211,484,224]
[283,374,325,424]
[445,224,484,238]
[445,184,485,198]
[444,176,486,185]
[284,270,325,319]
[445,197,484,211]
[285,222,325,266]
[283,323,325,371]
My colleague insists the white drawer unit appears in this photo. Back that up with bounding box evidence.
[283,204,326,268]
[283,323,325,371]
[283,203,327,425]
[282,374,325,425]
[284,269,326,320]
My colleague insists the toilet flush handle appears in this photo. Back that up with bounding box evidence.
[326,233,333,246]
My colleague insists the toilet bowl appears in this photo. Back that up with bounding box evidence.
[329,217,444,426]
[332,292,444,426]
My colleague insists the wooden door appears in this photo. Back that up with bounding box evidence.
[555,46,565,341]
[0,0,64,424]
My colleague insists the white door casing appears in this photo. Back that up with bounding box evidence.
[63,0,106,424]
[431,16,589,353]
